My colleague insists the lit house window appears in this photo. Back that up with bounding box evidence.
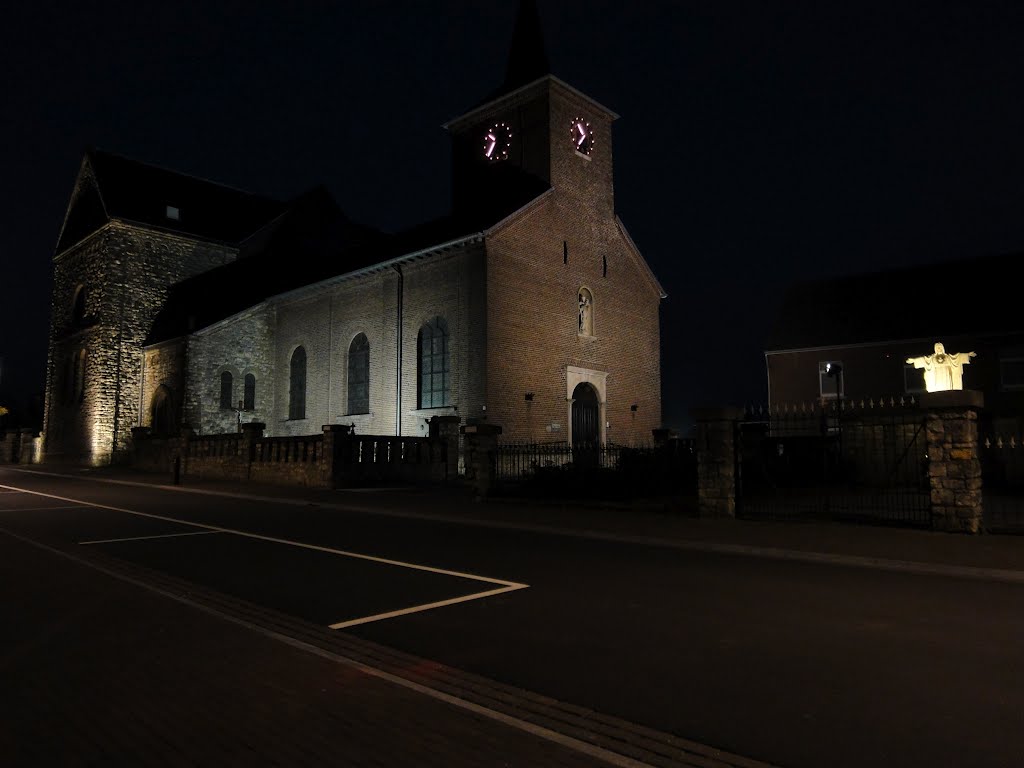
[417,318,449,408]
[219,371,233,409]
[819,361,844,399]
[289,346,307,419]
[347,333,369,414]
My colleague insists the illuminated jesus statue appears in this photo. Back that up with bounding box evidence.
[906,342,976,392]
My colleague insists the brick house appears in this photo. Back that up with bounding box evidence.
[43,2,665,466]
[765,250,1024,431]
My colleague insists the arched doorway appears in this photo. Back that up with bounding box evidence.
[571,383,600,447]
[150,386,175,436]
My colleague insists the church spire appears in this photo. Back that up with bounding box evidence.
[502,0,549,93]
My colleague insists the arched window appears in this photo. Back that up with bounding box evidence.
[243,374,256,411]
[289,346,307,420]
[219,371,233,409]
[578,287,594,336]
[347,333,370,414]
[417,317,449,408]
[71,285,87,325]
[74,348,86,403]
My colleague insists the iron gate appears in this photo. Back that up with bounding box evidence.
[737,401,930,527]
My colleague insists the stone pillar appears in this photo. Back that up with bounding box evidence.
[17,428,39,465]
[692,407,743,518]
[320,424,352,489]
[460,423,502,499]
[429,415,461,481]
[922,390,984,533]
[241,422,266,479]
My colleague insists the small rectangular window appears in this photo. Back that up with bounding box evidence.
[818,361,844,399]
[166,205,180,221]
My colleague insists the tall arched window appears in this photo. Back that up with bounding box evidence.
[219,371,233,409]
[289,346,307,420]
[417,317,449,408]
[347,333,370,414]
[243,374,256,411]
[71,285,87,325]
[74,348,86,403]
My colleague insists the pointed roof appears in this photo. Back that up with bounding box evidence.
[502,0,549,95]
[55,148,285,254]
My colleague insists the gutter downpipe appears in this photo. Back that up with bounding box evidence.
[393,265,403,436]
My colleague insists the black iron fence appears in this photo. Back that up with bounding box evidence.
[737,398,930,527]
[979,425,1024,534]
[493,439,697,502]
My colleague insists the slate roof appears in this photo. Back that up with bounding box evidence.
[765,250,1023,351]
[145,168,550,346]
[56,148,285,253]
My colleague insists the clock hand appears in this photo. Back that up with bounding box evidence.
[485,133,496,157]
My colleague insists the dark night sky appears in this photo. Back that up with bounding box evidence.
[3,1,1024,434]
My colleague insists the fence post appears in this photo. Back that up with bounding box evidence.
[691,407,743,518]
[922,390,984,533]
[460,423,502,498]
[321,424,353,489]
[177,424,195,481]
[429,415,461,481]
[240,422,265,481]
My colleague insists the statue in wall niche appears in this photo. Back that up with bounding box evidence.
[578,290,593,335]
[906,342,976,392]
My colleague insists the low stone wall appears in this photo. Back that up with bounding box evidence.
[0,429,41,465]
[250,434,325,487]
[130,418,459,489]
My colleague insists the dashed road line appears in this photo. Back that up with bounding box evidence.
[0,504,87,513]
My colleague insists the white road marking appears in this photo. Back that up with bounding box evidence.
[0,482,529,628]
[0,525,664,768]
[329,585,524,630]
[0,504,88,512]
[79,530,222,546]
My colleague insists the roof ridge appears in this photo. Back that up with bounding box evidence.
[88,146,280,201]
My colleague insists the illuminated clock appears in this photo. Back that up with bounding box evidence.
[570,117,594,156]
[483,122,512,161]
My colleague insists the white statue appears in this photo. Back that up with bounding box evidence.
[578,291,593,335]
[906,342,976,392]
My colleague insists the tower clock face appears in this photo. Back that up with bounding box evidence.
[570,118,594,156]
[483,122,512,161]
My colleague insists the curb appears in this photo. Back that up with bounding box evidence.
[7,466,1024,585]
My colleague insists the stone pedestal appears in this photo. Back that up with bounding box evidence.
[460,423,502,499]
[692,407,743,518]
[922,390,983,533]
[429,415,461,481]
[320,424,351,488]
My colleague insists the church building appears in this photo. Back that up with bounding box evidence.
[43,2,665,466]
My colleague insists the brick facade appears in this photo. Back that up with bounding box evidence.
[48,67,663,463]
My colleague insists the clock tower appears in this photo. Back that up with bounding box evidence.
[444,0,618,220]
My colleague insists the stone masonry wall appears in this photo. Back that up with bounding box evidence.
[186,307,275,435]
[46,222,235,464]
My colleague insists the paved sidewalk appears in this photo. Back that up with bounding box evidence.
[14,464,1024,581]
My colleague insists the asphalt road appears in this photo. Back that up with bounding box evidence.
[3,468,1023,768]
